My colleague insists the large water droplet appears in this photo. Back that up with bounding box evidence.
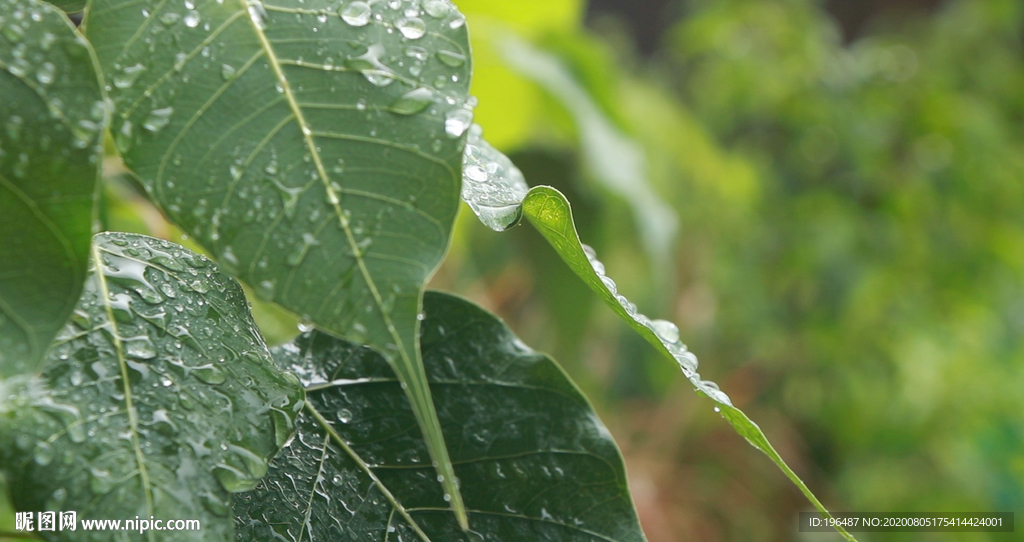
[213,445,269,492]
[445,108,473,138]
[35,62,56,85]
[125,335,157,359]
[436,49,466,67]
[143,107,174,133]
[114,63,146,89]
[650,319,680,343]
[184,10,200,27]
[193,364,226,385]
[396,16,425,39]
[336,408,352,423]
[391,87,433,115]
[340,1,371,26]
[423,0,450,18]
[246,0,268,29]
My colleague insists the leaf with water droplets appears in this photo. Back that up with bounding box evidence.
[0,0,104,377]
[460,124,529,231]
[520,186,857,542]
[46,0,87,13]
[86,0,474,523]
[235,292,646,542]
[0,233,304,541]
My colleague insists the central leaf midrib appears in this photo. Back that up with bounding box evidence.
[235,0,465,525]
[235,0,410,369]
[91,243,157,542]
[304,402,433,542]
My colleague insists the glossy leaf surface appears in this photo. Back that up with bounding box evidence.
[86,0,473,519]
[521,186,856,542]
[236,291,646,542]
[0,233,304,541]
[0,0,103,376]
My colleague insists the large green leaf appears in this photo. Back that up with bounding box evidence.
[0,0,104,377]
[85,0,473,522]
[236,291,646,542]
[0,232,304,541]
[520,187,857,542]
[48,1,86,14]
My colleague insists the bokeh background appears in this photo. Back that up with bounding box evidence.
[433,0,1024,540]
[4,0,1023,541]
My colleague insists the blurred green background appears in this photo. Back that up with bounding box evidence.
[435,0,1024,540]
[6,0,1022,541]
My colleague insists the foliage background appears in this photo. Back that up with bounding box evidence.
[5,0,1023,540]
[438,0,1024,540]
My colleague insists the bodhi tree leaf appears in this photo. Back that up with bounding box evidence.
[85,0,473,522]
[47,0,87,14]
[0,232,304,541]
[0,0,104,377]
[520,187,857,542]
[458,142,853,539]
[236,291,646,542]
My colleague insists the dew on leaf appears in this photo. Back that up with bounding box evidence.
[340,2,371,26]
[436,49,466,67]
[396,16,425,39]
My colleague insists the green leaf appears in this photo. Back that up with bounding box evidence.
[0,0,104,377]
[500,37,678,271]
[521,186,857,542]
[48,0,87,14]
[0,232,304,541]
[85,0,473,522]
[236,291,646,542]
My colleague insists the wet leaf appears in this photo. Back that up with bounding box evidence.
[0,0,104,377]
[521,186,857,542]
[48,0,86,14]
[0,233,304,541]
[235,291,646,542]
[86,0,473,521]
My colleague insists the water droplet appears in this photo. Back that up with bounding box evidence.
[465,165,487,182]
[255,279,276,301]
[114,63,146,89]
[287,233,320,266]
[221,63,236,80]
[220,246,239,272]
[445,108,473,138]
[212,444,268,489]
[247,0,268,29]
[143,107,174,133]
[35,62,56,85]
[599,274,617,293]
[193,364,226,385]
[34,441,53,466]
[340,1,371,26]
[184,10,200,27]
[336,408,352,423]
[390,87,433,115]
[436,49,466,67]
[650,319,680,343]
[125,335,157,359]
[405,45,428,60]
[396,16,425,39]
[423,0,450,18]
[3,23,25,43]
